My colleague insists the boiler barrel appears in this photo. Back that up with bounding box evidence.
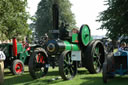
[45,40,80,55]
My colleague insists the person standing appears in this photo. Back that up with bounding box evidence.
[0,51,6,85]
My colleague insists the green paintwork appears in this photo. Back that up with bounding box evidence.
[64,41,80,51]
[72,33,78,43]
[17,43,24,53]
[17,43,29,63]
[81,25,91,46]
[19,48,29,63]
[0,42,29,63]
[64,41,72,50]
[71,44,80,51]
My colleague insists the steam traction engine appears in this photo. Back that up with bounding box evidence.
[28,3,105,80]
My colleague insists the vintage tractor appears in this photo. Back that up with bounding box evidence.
[28,2,105,80]
[103,49,128,83]
[0,51,6,84]
[102,36,128,83]
[0,38,30,75]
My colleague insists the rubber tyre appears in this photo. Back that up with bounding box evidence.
[83,40,105,73]
[59,51,77,80]
[28,47,48,79]
[102,63,108,83]
[106,52,114,71]
[106,52,115,79]
[11,59,24,75]
[0,61,4,84]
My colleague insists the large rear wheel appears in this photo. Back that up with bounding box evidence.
[29,48,48,79]
[83,40,105,73]
[59,51,77,80]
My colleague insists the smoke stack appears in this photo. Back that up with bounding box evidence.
[52,3,59,38]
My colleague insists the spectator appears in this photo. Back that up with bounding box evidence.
[118,42,126,51]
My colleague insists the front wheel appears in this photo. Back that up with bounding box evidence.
[28,48,48,79]
[59,51,77,80]
[11,59,24,75]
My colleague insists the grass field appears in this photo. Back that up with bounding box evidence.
[3,66,128,85]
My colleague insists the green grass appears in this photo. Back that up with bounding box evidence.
[3,66,128,85]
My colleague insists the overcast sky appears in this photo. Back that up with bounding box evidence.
[27,0,108,36]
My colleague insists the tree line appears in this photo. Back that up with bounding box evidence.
[0,0,127,42]
[0,0,31,41]
[30,0,76,38]
[97,0,128,40]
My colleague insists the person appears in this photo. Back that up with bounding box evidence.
[118,42,126,51]
[0,51,6,84]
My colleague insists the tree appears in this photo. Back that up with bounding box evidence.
[32,0,76,37]
[0,0,31,41]
[97,0,128,40]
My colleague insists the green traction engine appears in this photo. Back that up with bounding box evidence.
[28,3,105,80]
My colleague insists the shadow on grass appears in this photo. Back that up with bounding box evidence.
[23,78,65,85]
[5,68,107,85]
[4,73,33,85]
[23,69,89,85]
[80,75,128,85]
[19,70,65,85]
[4,70,63,85]
[77,69,90,75]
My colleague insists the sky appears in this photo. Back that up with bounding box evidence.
[27,0,108,36]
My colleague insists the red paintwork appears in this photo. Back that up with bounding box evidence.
[37,53,44,63]
[13,38,17,57]
[75,40,79,43]
[15,62,23,73]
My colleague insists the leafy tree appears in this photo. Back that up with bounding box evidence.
[0,0,31,41]
[97,0,128,40]
[32,0,76,37]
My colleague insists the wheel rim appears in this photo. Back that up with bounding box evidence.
[79,25,90,46]
[93,45,102,72]
[15,62,23,73]
[60,51,77,80]
[33,52,47,78]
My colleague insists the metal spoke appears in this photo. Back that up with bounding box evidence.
[96,57,101,66]
[69,67,73,75]
[64,65,68,70]
[60,51,77,80]
[67,53,70,63]
[64,60,68,65]
[64,68,69,75]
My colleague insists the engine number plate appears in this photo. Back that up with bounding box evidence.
[71,51,81,61]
